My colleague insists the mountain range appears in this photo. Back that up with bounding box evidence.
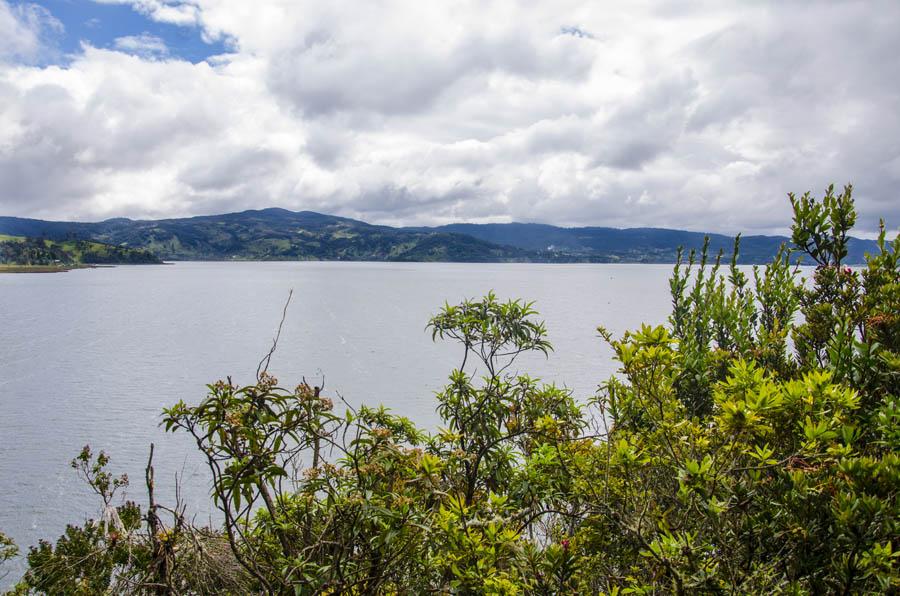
[0,208,880,264]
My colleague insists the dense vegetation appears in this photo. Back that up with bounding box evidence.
[0,210,531,263]
[2,184,897,594]
[0,235,161,267]
[0,206,880,264]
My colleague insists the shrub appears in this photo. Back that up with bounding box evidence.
[10,184,898,594]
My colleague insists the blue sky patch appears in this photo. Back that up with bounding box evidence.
[28,0,228,62]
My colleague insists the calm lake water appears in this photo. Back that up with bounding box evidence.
[0,261,675,580]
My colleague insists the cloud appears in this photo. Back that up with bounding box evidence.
[113,33,168,58]
[0,1,62,62]
[0,0,897,234]
[92,0,200,28]
[264,12,595,117]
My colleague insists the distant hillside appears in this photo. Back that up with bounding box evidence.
[0,209,529,262]
[424,223,880,264]
[0,209,883,264]
[0,234,161,268]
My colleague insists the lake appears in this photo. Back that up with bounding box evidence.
[0,261,675,580]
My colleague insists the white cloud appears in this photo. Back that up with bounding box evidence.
[0,1,62,62]
[0,0,898,235]
[92,0,200,27]
[113,33,168,58]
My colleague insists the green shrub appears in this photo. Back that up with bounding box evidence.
[9,184,898,594]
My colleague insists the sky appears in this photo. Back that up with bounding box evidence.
[0,1,898,235]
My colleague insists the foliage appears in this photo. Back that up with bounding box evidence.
[6,184,898,593]
[0,532,17,584]
[0,235,160,267]
[13,448,248,594]
[571,185,899,594]
[666,235,801,417]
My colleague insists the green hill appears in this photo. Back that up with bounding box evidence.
[423,222,881,264]
[0,208,884,263]
[0,235,161,271]
[0,209,531,262]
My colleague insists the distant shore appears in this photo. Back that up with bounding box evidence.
[0,264,94,273]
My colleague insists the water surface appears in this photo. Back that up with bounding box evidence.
[0,261,674,579]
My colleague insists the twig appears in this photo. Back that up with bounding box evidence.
[257,289,294,380]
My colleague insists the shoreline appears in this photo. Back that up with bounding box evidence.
[0,264,90,273]
[0,263,163,274]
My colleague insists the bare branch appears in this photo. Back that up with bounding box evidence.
[257,289,294,380]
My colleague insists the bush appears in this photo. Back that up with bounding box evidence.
[9,184,898,594]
